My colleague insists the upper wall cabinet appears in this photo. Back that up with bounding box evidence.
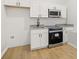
[4,0,17,6]
[30,0,40,17]
[30,0,67,18]
[30,0,48,17]
[56,6,67,18]
[19,0,30,7]
[40,3,48,17]
[4,0,30,8]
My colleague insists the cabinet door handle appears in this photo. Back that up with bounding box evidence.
[39,34,42,38]
[16,2,18,6]
[18,2,20,6]
[16,2,20,6]
[41,34,42,38]
[39,34,40,37]
[40,34,42,38]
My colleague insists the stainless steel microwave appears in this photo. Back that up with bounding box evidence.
[48,9,61,18]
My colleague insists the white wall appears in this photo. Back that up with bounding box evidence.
[68,31,77,48]
[67,0,77,32]
[2,0,68,49]
[5,7,66,48]
[1,0,7,53]
[40,0,68,6]
[5,7,31,47]
[67,0,77,48]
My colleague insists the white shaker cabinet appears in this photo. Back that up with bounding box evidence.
[30,0,39,17]
[60,8,66,18]
[40,29,48,48]
[56,6,66,18]
[30,0,48,17]
[31,28,48,50]
[4,0,30,7]
[40,3,48,17]
[31,29,41,49]
[30,0,66,18]
[19,0,30,7]
[4,0,18,6]
[63,27,74,43]
[63,30,68,43]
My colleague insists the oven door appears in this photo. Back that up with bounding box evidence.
[49,31,63,44]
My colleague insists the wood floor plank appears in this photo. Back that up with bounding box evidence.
[2,44,77,59]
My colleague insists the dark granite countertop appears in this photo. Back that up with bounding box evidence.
[30,24,74,30]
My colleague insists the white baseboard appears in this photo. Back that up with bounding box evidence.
[1,48,8,58]
[68,42,77,48]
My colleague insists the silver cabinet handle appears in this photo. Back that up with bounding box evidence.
[16,2,18,6]
[39,34,42,38]
[18,2,20,6]
[39,34,40,37]
[41,34,42,38]
[16,2,20,6]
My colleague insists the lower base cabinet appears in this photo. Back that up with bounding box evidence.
[63,27,74,43]
[31,28,48,50]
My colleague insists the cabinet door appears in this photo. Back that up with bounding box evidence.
[31,29,41,50]
[63,30,68,43]
[61,8,66,18]
[30,0,48,17]
[30,0,40,17]
[4,0,18,6]
[40,29,48,48]
[19,0,30,7]
[63,27,74,43]
[56,6,66,18]
[40,3,48,17]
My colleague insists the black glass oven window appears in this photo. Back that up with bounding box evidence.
[49,31,63,44]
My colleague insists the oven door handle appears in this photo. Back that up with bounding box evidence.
[49,30,63,33]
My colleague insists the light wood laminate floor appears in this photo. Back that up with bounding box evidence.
[2,44,77,59]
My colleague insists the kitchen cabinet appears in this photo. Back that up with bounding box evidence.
[61,8,66,18]
[40,29,48,48]
[30,2,66,18]
[59,7,66,18]
[30,0,39,17]
[4,0,30,7]
[4,0,18,6]
[56,6,66,18]
[31,29,41,49]
[19,0,30,7]
[40,3,48,17]
[30,0,48,17]
[63,27,74,43]
[63,30,68,43]
[30,0,66,18]
[31,28,48,50]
